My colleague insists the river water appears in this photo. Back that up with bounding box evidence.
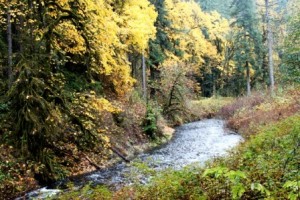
[22,119,243,199]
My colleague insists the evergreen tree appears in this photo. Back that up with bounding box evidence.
[196,0,233,18]
[148,0,182,98]
[281,0,300,83]
[231,0,263,95]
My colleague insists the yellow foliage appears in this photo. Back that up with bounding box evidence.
[79,0,157,96]
[74,92,122,114]
[72,92,121,136]
[165,0,230,71]
[90,97,122,114]
[53,21,87,55]
[120,0,157,52]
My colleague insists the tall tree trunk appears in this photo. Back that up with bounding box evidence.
[262,29,269,85]
[246,61,251,96]
[265,0,275,94]
[142,54,147,101]
[7,2,13,89]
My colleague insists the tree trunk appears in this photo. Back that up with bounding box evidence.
[149,65,159,98]
[7,2,13,89]
[142,54,147,101]
[246,61,251,96]
[265,0,275,94]
[212,72,216,97]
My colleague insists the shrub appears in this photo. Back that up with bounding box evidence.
[219,93,265,119]
[219,88,300,135]
[142,105,160,139]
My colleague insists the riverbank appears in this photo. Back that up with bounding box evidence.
[10,112,177,200]
[4,86,299,199]
[0,93,171,199]
[0,92,223,200]
[112,115,299,200]
[13,97,233,200]
[34,119,242,199]
[54,87,299,199]
[111,88,300,199]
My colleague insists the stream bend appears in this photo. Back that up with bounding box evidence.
[24,119,243,199]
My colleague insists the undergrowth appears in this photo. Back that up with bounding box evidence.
[219,88,300,136]
[113,114,300,199]
[188,97,233,119]
[53,183,112,200]
[54,89,300,199]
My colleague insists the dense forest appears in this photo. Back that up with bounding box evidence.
[0,0,299,199]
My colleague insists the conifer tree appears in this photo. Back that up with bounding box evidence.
[148,0,182,98]
[231,0,263,96]
[281,0,300,83]
[196,0,233,18]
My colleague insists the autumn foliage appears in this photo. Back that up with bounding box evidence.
[0,0,299,199]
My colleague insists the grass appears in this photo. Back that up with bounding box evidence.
[187,97,233,120]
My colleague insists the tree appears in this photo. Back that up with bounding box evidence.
[148,0,182,98]
[6,1,12,89]
[196,0,233,19]
[231,0,263,96]
[164,0,230,97]
[281,0,300,83]
[0,0,158,183]
[265,0,275,94]
[116,0,157,99]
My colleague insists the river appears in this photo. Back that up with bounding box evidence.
[22,119,243,199]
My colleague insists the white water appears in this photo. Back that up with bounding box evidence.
[19,119,243,199]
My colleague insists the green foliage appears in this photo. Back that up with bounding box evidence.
[281,53,300,84]
[4,59,66,182]
[250,182,271,197]
[54,182,112,200]
[0,102,9,112]
[129,166,206,200]
[228,0,265,94]
[63,70,103,94]
[148,0,179,67]
[283,181,300,200]
[0,161,11,183]
[196,0,233,18]
[148,0,184,98]
[143,105,159,139]
[157,63,196,125]
[215,115,300,198]
[203,167,247,199]
[282,10,300,84]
